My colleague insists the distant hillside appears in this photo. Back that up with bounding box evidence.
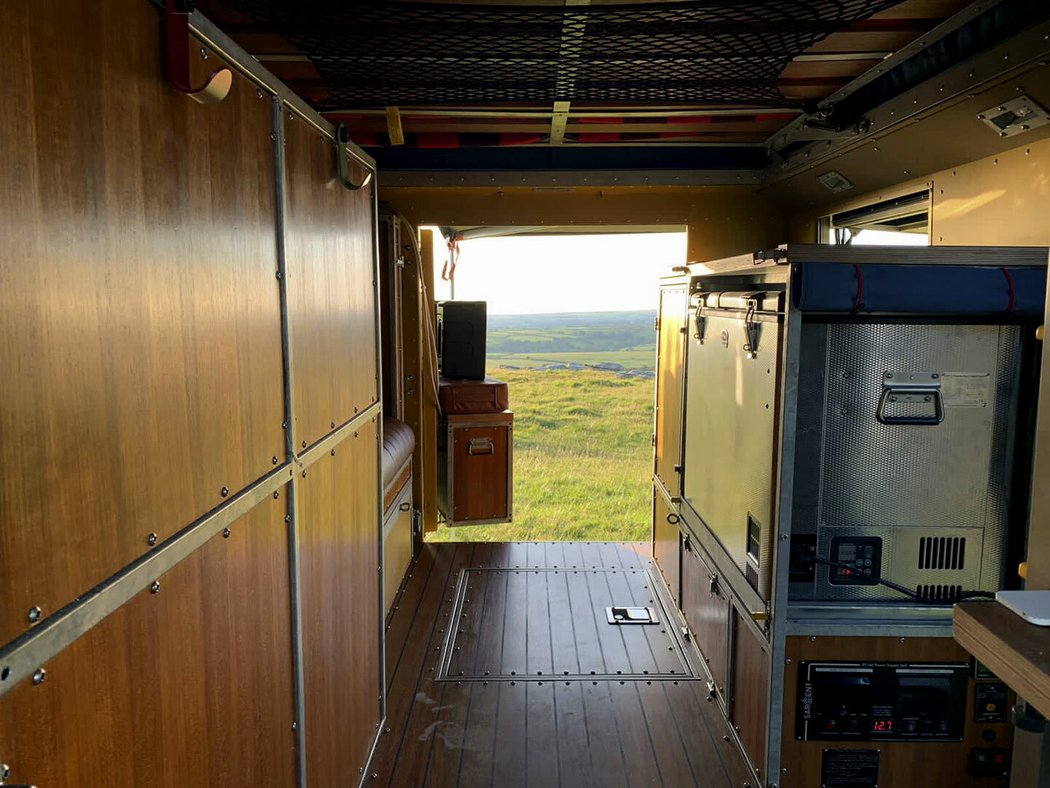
[487,310,655,355]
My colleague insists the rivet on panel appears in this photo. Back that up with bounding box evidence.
[284,515,291,524]
[223,528,232,539]
[199,47,208,60]
[331,449,336,456]
[273,490,280,499]
[272,456,279,465]
[256,88,264,99]
[221,487,230,498]
[147,532,159,546]
[33,667,47,685]
[150,581,161,594]
[302,470,307,478]
[301,441,307,449]
[331,421,336,429]
[28,606,42,623]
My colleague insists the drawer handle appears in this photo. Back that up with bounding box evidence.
[468,437,493,455]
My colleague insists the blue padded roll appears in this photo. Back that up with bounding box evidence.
[791,263,1046,316]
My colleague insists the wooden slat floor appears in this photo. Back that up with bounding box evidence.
[372,541,753,788]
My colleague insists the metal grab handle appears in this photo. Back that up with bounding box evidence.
[334,124,374,191]
[467,437,493,455]
[165,0,233,104]
[876,387,944,425]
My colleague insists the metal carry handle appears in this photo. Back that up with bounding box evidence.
[468,437,494,455]
[876,387,944,425]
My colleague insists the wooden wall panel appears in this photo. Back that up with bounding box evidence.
[298,418,382,786]
[731,611,770,781]
[0,0,285,647]
[681,545,730,699]
[384,186,785,263]
[285,115,378,449]
[780,636,1014,788]
[0,496,296,787]
[652,491,681,606]
[419,229,441,533]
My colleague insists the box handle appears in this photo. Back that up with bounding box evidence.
[877,372,944,426]
[468,437,494,455]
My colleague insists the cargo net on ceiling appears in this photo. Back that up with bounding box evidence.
[225,0,902,109]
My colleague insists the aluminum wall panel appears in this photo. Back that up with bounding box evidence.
[683,309,782,599]
[791,322,1022,601]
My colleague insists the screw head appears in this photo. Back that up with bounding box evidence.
[273,490,280,499]
[33,667,46,685]
[147,532,158,546]
[221,487,230,498]
[272,456,279,465]
[150,581,161,594]
[28,605,42,623]
[223,528,232,539]
[199,47,208,60]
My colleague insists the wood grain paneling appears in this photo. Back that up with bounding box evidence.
[0,496,295,787]
[681,543,731,698]
[655,284,689,496]
[653,490,681,606]
[0,0,285,647]
[418,229,441,533]
[285,112,378,450]
[298,418,382,786]
[731,610,770,780]
[955,601,1050,717]
[780,635,1014,788]
[385,186,786,264]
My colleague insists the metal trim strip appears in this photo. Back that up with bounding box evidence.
[0,463,295,699]
[0,403,380,702]
[272,97,309,788]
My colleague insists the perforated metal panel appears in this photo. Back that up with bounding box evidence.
[222,0,902,109]
[791,322,1023,602]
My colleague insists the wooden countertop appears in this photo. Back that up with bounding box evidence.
[954,601,1050,716]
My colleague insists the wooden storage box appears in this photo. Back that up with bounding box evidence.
[438,410,513,525]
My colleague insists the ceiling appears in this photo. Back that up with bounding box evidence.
[192,0,1050,181]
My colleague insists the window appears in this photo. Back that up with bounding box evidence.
[821,191,930,246]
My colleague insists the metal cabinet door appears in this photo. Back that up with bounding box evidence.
[655,284,689,497]
[683,302,781,599]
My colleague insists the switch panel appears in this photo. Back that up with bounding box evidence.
[827,536,882,586]
[796,661,969,741]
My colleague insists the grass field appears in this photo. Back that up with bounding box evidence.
[427,366,654,543]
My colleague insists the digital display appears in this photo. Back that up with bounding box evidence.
[870,719,894,733]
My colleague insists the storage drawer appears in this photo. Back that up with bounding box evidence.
[383,483,414,615]
[438,410,513,525]
[653,489,681,606]
[681,540,730,702]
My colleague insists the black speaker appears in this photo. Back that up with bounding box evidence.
[436,300,487,380]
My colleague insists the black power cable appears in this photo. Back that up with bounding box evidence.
[811,556,996,603]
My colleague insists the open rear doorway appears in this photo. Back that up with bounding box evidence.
[427,226,687,544]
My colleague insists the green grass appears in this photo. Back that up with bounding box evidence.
[428,366,654,543]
